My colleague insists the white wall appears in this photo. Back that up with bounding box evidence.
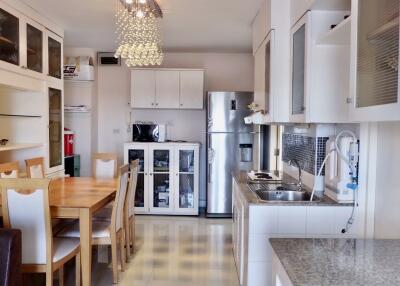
[373,122,400,238]
[97,52,254,207]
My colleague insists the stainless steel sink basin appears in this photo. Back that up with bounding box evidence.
[255,190,313,201]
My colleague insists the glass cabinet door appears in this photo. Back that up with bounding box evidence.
[151,148,172,211]
[0,7,19,66]
[177,150,195,209]
[26,24,42,73]
[48,36,61,79]
[356,0,399,108]
[49,88,62,168]
[128,149,147,209]
[292,23,306,116]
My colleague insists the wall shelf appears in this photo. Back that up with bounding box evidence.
[0,143,43,152]
[0,113,42,118]
[317,16,351,45]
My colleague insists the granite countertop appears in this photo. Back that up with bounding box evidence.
[233,170,349,206]
[270,238,400,286]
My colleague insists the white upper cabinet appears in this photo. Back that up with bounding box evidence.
[155,70,180,109]
[131,69,156,108]
[131,69,204,110]
[290,9,351,123]
[251,0,291,123]
[0,1,62,81]
[179,70,204,109]
[349,0,400,121]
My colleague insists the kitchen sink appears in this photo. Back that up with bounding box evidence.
[249,183,320,202]
[255,190,313,201]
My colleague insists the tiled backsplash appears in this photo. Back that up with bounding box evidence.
[282,134,328,175]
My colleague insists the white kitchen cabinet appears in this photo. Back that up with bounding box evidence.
[0,2,50,80]
[124,142,200,215]
[253,37,268,113]
[251,0,291,124]
[179,70,204,109]
[131,69,156,108]
[349,0,400,121]
[130,69,204,110]
[290,10,351,123]
[155,70,180,109]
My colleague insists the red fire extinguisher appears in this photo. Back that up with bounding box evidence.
[64,128,75,156]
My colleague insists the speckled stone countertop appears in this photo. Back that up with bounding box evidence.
[233,170,350,206]
[270,238,400,286]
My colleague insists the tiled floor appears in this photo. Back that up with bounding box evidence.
[64,215,239,286]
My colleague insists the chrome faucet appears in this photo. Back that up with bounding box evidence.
[288,159,302,190]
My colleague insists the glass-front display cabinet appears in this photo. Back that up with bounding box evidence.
[150,147,174,213]
[47,31,62,79]
[174,146,199,213]
[26,23,43,73]
[48,87,63,171]
[0,7,19,66]
[127,147,148,212]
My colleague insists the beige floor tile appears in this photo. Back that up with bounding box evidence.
[63,215,239,286]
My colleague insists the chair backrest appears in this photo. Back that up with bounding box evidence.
[111,165,129,232]
[25,157,45,179]
[0,162,19,179]
[127,160,139,218]
[0,179,52,265]
[92,153,118,179]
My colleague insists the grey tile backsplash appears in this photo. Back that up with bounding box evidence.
[282,134,328,175]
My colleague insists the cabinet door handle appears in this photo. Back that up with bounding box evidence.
[151,103,154,106]
[155,103,159,106]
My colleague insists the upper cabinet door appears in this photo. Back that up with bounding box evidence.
[131,69,156,108]
[179,70,204,109]
[46,30,62,80]
[0,4,20,67]
[155,70,180,109]
[25,21,44,74]
[290,12,310,122]
[349,0,400,121]
[254,38,267,112]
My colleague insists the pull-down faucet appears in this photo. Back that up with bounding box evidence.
[289,159,303,190]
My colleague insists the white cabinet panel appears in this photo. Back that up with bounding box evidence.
[248,234,274,262]
[254,39,267,112]
[277,206,307,234]
[249,206,278,234]
[248,261,272,286]
[131,70,156,108]
[179,70,204,109]
[306,206,335,235]
[252,0,268,53]
[155,70,180,109]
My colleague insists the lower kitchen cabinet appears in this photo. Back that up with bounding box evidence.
[232,179,357,286]
[124,142,200,215]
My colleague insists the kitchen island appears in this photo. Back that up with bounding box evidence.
[270,238,400,286]
[232,171,359,286]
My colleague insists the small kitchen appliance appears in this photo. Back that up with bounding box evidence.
[132,123,166,142]
[325,136,359,203]
[247,170,282,182]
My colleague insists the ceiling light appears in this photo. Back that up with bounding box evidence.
[115,0,164,67]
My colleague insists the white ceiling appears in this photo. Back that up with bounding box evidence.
[22,0,263,53]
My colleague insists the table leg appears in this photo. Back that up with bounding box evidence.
[79,209,92,286]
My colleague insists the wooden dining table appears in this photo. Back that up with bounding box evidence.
[48,177,118,286]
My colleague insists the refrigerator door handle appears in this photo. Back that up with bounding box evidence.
[207,148,215,184]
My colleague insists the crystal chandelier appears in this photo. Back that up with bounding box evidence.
[114,0,164,67]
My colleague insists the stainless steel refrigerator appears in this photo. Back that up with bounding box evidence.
[206,91,259,217]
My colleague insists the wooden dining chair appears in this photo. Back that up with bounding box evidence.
[25,157,45,178]
[0,161,19,178]
[92,153,118,179]
[58,164,129,284]
[0,179,81,286]
[124,159,139,261]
